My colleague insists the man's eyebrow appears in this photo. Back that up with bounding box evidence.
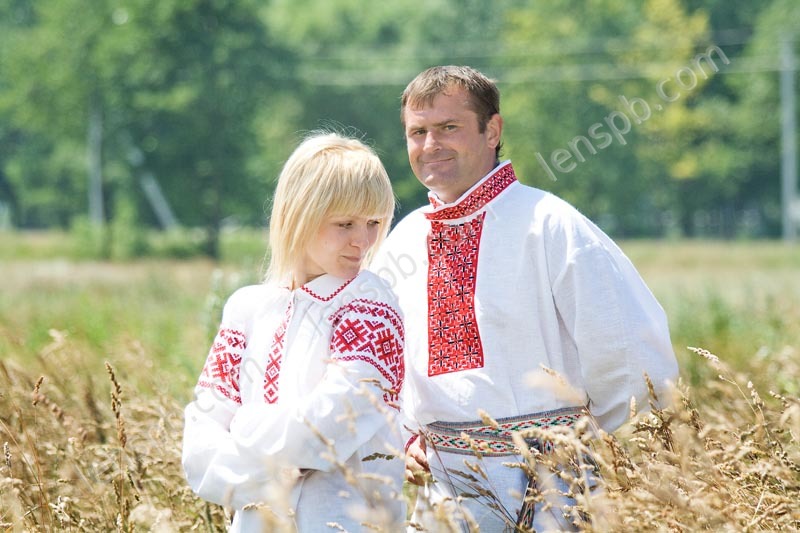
[432,118,459,127]
[406,118,459,130]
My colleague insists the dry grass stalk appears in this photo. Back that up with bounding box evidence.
[0,334,228,531]
[406,347,799,532]
[2,335,799,531]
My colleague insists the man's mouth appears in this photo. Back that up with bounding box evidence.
[422,157,453,166]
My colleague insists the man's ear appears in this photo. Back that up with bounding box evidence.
[485,113,503,150]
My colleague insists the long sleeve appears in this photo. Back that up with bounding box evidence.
[182,392,276,509]
[181,289,280,510]
[551,239,678,432]
[230,298,405,471]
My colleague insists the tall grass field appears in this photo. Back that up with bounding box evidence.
[1,231,798,531]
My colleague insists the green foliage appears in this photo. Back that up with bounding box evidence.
[69,216,109,259]
[1,225,269,262]
[499,0,717,235]
[109,196,148,260]
[146,228,207,259]
[0,0,795,241]
[0,0,294,258]
[623,239,800,393]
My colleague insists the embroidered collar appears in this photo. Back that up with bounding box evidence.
[298,274,354,301]
[424,161,517,221]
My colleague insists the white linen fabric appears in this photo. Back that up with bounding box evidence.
[371,161,678,531]
[182,270,406,532]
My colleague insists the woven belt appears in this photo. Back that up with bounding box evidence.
[425,406,591,528]
[425,406,587,457]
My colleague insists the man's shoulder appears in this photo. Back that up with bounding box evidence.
[501,180,582,220]
[506,179,549,203]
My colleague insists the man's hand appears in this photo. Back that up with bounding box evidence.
[405,436,430,485]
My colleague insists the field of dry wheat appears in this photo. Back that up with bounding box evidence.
[1,234,798,531]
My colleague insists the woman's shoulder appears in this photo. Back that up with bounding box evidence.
[223,283,284,314]
[227,282,268,300]
[346,270,399,304]
[330,272,403,329]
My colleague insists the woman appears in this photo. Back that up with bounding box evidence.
[182,132,406,531]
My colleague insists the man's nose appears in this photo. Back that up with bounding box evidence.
[423,131,440,151]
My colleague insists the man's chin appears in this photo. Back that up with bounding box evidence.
[420,172,444,187]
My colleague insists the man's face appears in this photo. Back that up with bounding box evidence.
[403,86,502,204]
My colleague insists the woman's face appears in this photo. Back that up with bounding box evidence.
[295,214,383,286]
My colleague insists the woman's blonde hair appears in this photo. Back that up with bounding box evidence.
[265,132,395,284]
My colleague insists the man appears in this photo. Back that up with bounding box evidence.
[370,65,679,531]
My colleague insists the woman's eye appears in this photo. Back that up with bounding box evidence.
[368,220,381,227]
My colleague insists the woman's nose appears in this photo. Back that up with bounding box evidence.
[352,225,370,248]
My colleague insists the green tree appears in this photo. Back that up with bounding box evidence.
[0,0,293,257]
[712,0,800,237]
[259,0,515,218]
[498,0,713,236]
[109,0,294,257]
[0,0,85,228]
[1,0,786,243]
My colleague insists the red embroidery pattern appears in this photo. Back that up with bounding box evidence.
[301,278,355,301]
[329,300,404,405]
[264,301,293,403]
[428,194,445,209]
[425,163,516,221]
[198,328,247,404]
[427,213,485,376]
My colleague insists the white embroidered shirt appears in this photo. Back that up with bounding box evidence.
[182,271,406,531]
[371,161,678,433]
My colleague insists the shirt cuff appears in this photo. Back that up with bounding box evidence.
[404,433,419,453]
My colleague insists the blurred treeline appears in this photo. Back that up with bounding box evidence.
[0,0,797,257]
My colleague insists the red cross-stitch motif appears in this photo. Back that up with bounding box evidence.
[264,301,293,404]
[427,213,485,376]
[333,318,368,352]
[425,163,516,221]
[198,328,247,404]
[300,277,354,301]
[329,300,404,406]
